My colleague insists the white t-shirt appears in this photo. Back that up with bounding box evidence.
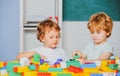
[29,46,68,65]
[83,41,114,60]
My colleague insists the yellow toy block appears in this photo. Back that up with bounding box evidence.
[14,66,29,73]
[51,72,57,76]
[0,73,8,76]
[100,66,112,72]
[72,72,84,76]
[22,71,37,76]
[39,64,50,71]
[101,60,108,66]
[84,73,90,76]
[84,67,99,73]
[0,61,7,68]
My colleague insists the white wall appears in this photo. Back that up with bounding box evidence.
[62,21,120,58]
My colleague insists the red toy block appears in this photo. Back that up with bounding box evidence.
[38,72,51,76]
[68,65,83,73]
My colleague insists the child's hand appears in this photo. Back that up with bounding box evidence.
[40,54,47,60]
[76,58,85,64]
[72,50,82,58]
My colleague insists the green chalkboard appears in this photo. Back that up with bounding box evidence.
[63,0,120,21]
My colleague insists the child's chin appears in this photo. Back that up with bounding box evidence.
[51,46,57,49]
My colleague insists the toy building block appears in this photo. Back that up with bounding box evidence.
[90,73,103,76]
[73,72,84,76]
[83,67,99,73]
[57,72,72,76]
[34,64,39,71]
[66,59,80,68]
[116,72,120,76]
[29,64,36,71]
[0,68,8,76]
[0,61,7,68]
[53,59,62,68]
[9,72,21,76]
[13,66,29,73]
[73,53,80,59]
[100,60,108,66]
[68,65,83,73]
[31,53,40,64]
[7,61,20,72]
[19,57,30,66]
[54,59,63,64]
[100,66,112,72]
[83,73,90,76]
[39,64,50,72]
[108,59,116,64]
[80,63,96,69]
[108,64,118,70]
[38,72,51,76]
[102,72,116,76]
[48,68,63,72]
[53,63,61,68]
[40,59,44,64]
[22,71,37,76]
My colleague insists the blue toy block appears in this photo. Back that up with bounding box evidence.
[90,73,103,76]
[80,63,96,69]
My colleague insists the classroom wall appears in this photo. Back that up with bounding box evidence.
[0,0,19,61]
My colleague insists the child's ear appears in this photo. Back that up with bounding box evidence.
[39,36,44,42]
[106,32,110,36]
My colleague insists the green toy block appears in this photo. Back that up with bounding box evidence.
[57,73,72,76]
[66,60,80,68]
[33,53,41,62]
[29,64,36,70]
[7,61,20,72]
[73,54,80,59]
[48,68,63,72]
[108,64,118,70]
[9,72,21,76]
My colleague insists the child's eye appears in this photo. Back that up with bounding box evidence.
[56,36,60,38]
[49,36,53,39]
[90,32,94,34]
[97,31,101,34]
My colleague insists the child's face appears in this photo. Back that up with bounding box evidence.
[90,29,109,45]
[42,29,60,48]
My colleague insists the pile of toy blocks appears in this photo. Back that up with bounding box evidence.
[0,54,120,76]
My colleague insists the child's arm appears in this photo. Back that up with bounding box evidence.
[98,52,113,60]
[16,51,36,60]
[81,52,113,64]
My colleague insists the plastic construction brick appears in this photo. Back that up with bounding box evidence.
[66,60,80,68]
[13,66,29,73]
[90,73,103,76]
[108,64,118,70]
[73,54,80,59]
[38,72,51,76]
[29,64,36,70]
[31,53,41,64]
[80,63,96,69]
[48,68,63,72]
[57,73,72,76]
[116,72,120,76]
[68,65,83,73]
[0,62,7,68]
[22,71,37,76]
